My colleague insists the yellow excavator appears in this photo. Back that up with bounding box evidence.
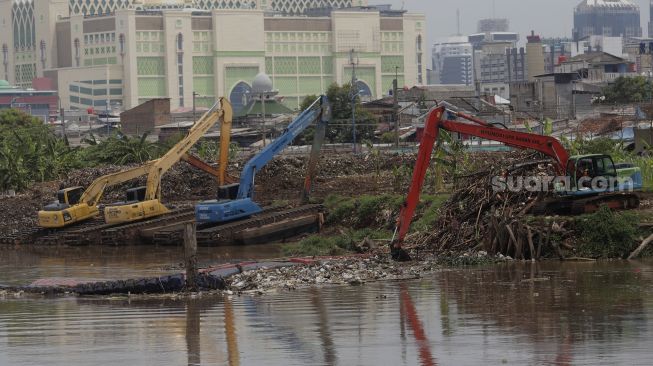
[103,97,232,225]
[38,161,158,228]
[38,99,234,229]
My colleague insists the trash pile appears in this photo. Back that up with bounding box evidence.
[226,255,431,292]
[410,151,568,260]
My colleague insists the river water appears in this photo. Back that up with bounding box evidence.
[1,247,653,365]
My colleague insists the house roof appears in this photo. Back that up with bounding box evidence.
[567,52,627,64]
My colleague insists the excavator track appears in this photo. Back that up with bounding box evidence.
[196,204,324,247]
[570,193,640,215]
[146,206,278,245]
[150,205,323,246]
[0,217,107,246]
[99,207,195,246]
[530,193,641,216]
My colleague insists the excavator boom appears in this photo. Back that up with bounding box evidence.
[104,98,233,225]
[391,106,591,260]
[196,95,330,224]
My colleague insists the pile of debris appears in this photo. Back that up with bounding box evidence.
[61,163,220,203]
[410,151,571,260]
[578,115,626,136]
[0,183,57,237]
[258,154,415,180]
[226,255,430,292]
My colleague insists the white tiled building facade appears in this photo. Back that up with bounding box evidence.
[0,0,425,111]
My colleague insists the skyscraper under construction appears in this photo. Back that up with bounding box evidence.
[573,0,641,39]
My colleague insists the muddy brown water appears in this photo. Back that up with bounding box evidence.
[1,249,653,365]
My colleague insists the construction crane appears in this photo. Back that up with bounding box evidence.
[104,98,233,225]
[390,105,642,260]
[195,95,330,224]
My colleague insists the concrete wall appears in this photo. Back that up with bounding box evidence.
[120,98,171,135]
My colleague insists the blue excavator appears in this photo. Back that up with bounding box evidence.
[195,95,330,224]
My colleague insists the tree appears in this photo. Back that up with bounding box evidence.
[298,83,377,144]
[601,76,652,104]
[81,132,164,165]
[0,109,81,191]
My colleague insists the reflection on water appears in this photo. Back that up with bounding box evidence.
[1,260,653,365]
[0,245,284,286]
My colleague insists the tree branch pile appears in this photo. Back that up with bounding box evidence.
[411,152,575,260]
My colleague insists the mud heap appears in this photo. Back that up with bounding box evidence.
[0,153,415,237]
[410,151,564,260]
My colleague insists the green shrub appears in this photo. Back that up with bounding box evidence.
[412,194,450,232]
[282,228,390,257]
[575,206,638,258]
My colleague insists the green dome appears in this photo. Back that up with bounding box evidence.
[0,80,10,88]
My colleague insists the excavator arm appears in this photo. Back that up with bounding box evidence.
[391,106,570,260]
[195,95,330,225]
[80,160,158,207]
[144,98,233,201]
[103,98,233,225]
[236,95,329,200]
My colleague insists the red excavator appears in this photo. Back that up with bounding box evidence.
[390,105,642,260]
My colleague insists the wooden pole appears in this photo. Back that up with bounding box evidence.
[184,223,198,291]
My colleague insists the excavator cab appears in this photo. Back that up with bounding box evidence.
[60,187,84,206]
[39,186,98,228]
[125,186,147,203]
[217,183,239,200]
[563,154,640,195]
[44,187,85,211]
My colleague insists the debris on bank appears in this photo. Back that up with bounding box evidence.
[0,252,510,297]
[410,151,560,260]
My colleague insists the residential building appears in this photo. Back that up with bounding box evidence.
[542,38,573,73]
[569,35,624,57]
[555,51,636,83]
[0,0,425,113]
[623,36,653,75]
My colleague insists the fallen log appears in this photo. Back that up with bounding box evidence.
[628,233,653,260]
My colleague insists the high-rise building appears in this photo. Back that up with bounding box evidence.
[573,0,641,39]
[649,0,653,37]
[475,44,526,84]
[0,0,424,111]
[477,18,509,33]
[431,36,473,85]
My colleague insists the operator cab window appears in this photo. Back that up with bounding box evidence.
[596,156,616,176]
[67,188,84,205]
[576,157,595,189]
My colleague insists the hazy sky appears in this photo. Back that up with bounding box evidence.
[371,0,651,45]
